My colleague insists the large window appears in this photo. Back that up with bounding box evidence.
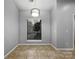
[27,18,41,40]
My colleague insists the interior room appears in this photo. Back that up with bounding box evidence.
[4,0,75,59]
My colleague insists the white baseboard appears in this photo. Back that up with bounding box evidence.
[50,44,74,51]
[17,43,51,46]
[5,43,51,58]
[18,43,74,51]
[50,44,57,50]
[4,45,18,58]
[56,48,74,51]
[4,43,74,58]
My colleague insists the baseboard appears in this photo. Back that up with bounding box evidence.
[50,44,57,50]
[50,44,74,51]
[4,45,18,58]
[17,43,51,46]
[56,48,74,51]
[4,43,74,58]
[18,43,74,51]
[4,43,51,58]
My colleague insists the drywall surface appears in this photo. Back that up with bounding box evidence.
[4,0,19,55]
[50,9,57,47]
[51,3,74,48]
[19,10,51,44]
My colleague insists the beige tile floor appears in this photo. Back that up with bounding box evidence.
[5,45,75,59]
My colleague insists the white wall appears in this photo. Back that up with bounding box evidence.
[4,0,19,55]
[51,3,75,48]
[50,9,57,47]
[4,0,75,55]
[19,10,51,44]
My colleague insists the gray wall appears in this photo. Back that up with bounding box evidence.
[4,0,75,55]
[4,0,19,55]
[50,9,57,47]
[19,10,51,44]
[51,3,75,48]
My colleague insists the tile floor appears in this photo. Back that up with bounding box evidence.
[5,45,75,59]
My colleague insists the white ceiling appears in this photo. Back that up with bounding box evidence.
[57,0,74,3]
[14,0,56,10]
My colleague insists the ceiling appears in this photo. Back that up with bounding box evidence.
[14,0,75,10]
[14,0,56,10]
[57,0,75,8]
[57,0,75,3]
